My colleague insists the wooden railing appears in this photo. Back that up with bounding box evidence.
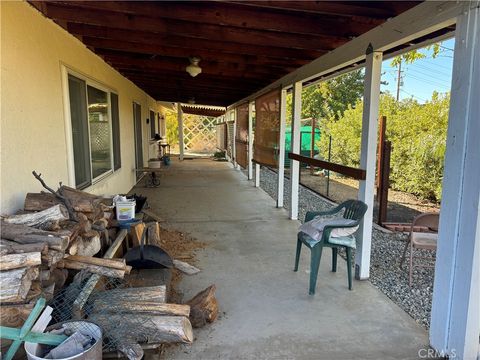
[288,153,366,180]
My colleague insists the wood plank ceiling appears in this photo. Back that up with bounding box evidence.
[30,1,419,106]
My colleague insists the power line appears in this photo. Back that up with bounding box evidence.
[406,74,450,89]
[400,89,427,102]
[406,69,451,85]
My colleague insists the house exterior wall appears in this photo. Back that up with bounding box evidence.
[1,1,167,213]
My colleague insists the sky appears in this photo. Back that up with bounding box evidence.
[380,38,455,103]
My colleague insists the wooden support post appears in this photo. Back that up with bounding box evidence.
[430,5,480,359]
[177,103,184,161]
[289,81,302,220]
[355,46,382,280]
[277,88,287,208]
[248,101,254,180]
[377,141,391,225]
[376,115,387,197]
[254,163,260,187]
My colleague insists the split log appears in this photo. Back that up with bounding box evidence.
[186,285,218,328]
[66,255,129,271]
[67,238,78,256]
[0,303,35,327]
[58,259,127,278]
[3,204,68,228]
[75,231,101,257]
[0,222,69,251]
[59,186,100,213]
[37,220,61,231]
[93,302,190,316]
[173,259,201,275]
[94,285,166,304]
[24,192,61,211]
[0,239,47,254]
[130,222,145,247]
[39,268,51,282]
[0,267,39,303]
[89,314,193,344]
[145,222,161,247]
[42,249,65,267]
[41,268,68,290]
[0,252,42,270]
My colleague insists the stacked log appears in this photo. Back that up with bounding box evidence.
[0,184,114,309]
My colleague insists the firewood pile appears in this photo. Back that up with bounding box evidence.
[0,172,127,324]
[0,171,218,359]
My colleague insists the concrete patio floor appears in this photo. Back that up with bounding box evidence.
[137,158,428,360]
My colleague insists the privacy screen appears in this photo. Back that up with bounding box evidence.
[235,102,249,169]
[253,89,281,167]
[216,123,227,151]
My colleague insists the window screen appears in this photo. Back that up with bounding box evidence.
[150,110,156,138]
[68,75,91,189]
[87,85,112,179]
[111,93,121,170]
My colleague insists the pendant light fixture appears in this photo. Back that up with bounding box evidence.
[186,56,202,77]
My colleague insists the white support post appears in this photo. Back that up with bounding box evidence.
[177,103,184,161]
[289,81,302,220]
[430,5,480,360]
[355,47,382,280]
[248,101,254,180]
[254,163,260,187]
[277,88,287,208]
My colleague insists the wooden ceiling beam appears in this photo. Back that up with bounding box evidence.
[144,90,236,107]
[98,51,297,77]
[43,3,349,50]
[82,37,312,68]
[127,78,254,95]
[225,1,399,18]
[49,1,383,35]
[67,23,325,60]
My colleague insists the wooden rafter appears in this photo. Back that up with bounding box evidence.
[28,0,419,106]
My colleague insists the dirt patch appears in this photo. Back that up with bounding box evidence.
[159,227,206,303]
[299,169,440,223]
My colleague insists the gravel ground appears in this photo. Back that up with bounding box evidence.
[249,166,435,329]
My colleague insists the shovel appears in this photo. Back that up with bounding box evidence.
[125,226,173,269]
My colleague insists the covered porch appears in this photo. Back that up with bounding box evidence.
[137,158,428,359]
[2,1,479,358]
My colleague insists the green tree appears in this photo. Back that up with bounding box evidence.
[286,69,364,121]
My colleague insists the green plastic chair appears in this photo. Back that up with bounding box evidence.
[294,200,368,294]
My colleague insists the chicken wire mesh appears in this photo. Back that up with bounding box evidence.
[48,268,164,356]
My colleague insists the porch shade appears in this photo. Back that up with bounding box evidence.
[253,89,281,168]
[235,102,249,169]
[226,121,235,159]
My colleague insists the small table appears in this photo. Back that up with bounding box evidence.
[135,167,162,187]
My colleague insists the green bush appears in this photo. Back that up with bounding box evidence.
[318,92,449,202]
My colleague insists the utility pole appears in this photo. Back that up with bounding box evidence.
[396,60,403,101]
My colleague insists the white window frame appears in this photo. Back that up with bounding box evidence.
[61,65,117,188]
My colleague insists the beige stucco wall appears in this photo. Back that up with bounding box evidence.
[1,1,167,213]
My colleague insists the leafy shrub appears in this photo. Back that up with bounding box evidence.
[318,92,449,202]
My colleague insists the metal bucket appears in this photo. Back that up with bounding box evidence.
[25,321,102,360]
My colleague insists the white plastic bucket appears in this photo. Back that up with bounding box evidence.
[25,321,102,360]
[116,200,136,221]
